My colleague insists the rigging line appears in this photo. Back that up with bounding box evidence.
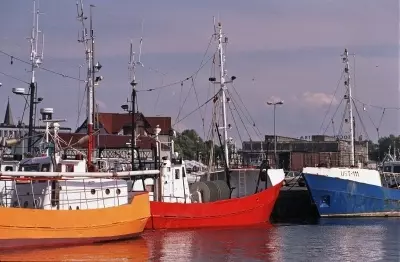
[352,97,400,110]
[322,98,344,135]
[153,76,164,113]
[136,52,216,93]
[176,81,184,119]
[0,71,30,84]
[227,88,262,140]
[76,65,84,129]
[175,79,194,124]
[378,108,386,130]
[174,94,218,126]
[191,77,206,138]
[337,101,348,137]
[319,71,344,134]
[193,34,214,81]
[227,97,243,144]
[204,53,217,138]
[226,89,252,139]
[0,50,84,82]
[352,99,370,141]
[230,82,263,138]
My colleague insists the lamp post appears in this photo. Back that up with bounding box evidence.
[12,87,43,154]
[266,100,283,167]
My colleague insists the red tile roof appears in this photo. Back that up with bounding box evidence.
[93,112,171,135]
[57,133,169,150]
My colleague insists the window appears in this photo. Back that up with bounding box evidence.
[383,166,392,172]
[182,167,186,178]
[175,169,180,179]
[5,166,13,171]
[41,163,50,172]
[393,166,400,173]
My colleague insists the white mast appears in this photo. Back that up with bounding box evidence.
[342,48,355,166]
[128,33,144,148]
[209,21,236,168]
[77,2,102,169]
[27,0,44,153]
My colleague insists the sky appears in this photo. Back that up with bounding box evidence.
[0,0,399,145]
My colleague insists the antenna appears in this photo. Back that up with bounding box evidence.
[76,0,102,170]
[341,48,355,166]
[208,21,237,169]
[27,0,45,154]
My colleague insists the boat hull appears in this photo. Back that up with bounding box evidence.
[145,183,282,229]
[303,173,400,217]
[0,192,150,250]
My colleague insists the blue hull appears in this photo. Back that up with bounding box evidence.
[303,173,400,217]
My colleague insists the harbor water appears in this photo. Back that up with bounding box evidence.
[1,218,399,261]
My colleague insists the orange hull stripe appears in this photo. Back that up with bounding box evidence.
[0,192,150,239]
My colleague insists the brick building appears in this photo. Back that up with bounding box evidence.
[241,135,369,171]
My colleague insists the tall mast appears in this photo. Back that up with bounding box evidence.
[77,2,101,169]
[127,35,144,170]
[342,48,355,166]
[209,21,236,169]
[28,0,44,153]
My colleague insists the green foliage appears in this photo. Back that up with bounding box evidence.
[368,135,400,161]
[174,129,223,162]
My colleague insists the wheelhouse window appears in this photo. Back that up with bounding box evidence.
[5,166,13,171]
[393,166,400,173]
[175,169,180,179]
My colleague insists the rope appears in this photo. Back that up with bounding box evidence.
[0,50,84,82]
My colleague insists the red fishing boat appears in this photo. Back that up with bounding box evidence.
[147,179,282,229]
[132,156,284,230]
[129,21,284,229]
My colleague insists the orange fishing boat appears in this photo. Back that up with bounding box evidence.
[0,191,149,250]
[0,121,155,251]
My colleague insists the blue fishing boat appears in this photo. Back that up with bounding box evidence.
[303,166,400,217]
[303,48,400,217]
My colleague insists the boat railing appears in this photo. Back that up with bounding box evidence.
[0,171,159,210]
[381,172,400,189]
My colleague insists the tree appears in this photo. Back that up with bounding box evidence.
[174,129,223,163]
[367,135,400,161]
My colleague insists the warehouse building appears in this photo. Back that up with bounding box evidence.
[241,135,369,171]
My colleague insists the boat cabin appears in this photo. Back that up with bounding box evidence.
[132,157,192,203]
[0,153,129,210]
[382,161,400,174]
[0,154,22,172]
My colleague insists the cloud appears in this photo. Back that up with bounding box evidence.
[301,92,338,107]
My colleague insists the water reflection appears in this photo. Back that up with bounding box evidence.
[0,219,398,261]
[277,218,400,261]
[144,223,282,262]
[0,237,149,262]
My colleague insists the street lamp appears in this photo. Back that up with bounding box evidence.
[266,100,284,168]
[12,87,43,153]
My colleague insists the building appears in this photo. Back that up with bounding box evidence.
[71,112,173,159]
[242,134,369,170]
[0,99,71,155]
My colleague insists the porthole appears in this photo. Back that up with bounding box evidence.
[91,189,96,195]
[23,201,28,208]
[34,199,39,207]
[13,201,18,207]
[76,206,80,210]
[69,206,72,210]
[116,188,121,195]
[105,188,110,195]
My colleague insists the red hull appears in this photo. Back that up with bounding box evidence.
[146,182,282,229]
